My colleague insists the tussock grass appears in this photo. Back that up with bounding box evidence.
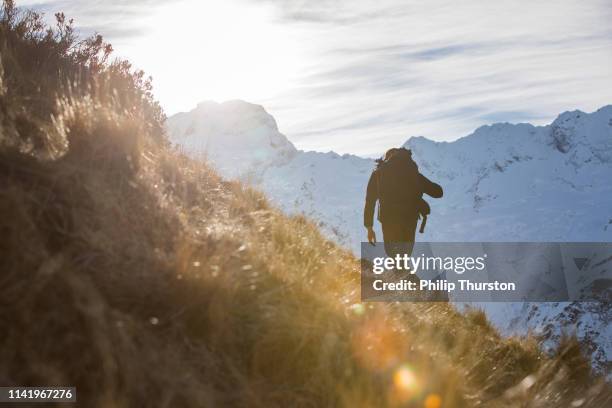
[0,1,610,407]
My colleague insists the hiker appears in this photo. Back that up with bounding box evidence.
[364,147,443,257]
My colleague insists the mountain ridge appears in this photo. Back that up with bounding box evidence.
[168,101,612,244]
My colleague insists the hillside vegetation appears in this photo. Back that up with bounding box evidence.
[0,2,610,407]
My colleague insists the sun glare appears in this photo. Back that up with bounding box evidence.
[391,363,422,403]
[393,364,418,393]
[130,0,302,113]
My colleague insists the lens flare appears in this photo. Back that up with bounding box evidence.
[393,364,417,392]
[350,303,365,316]
[390,363,422,403]
[424,393,442,408]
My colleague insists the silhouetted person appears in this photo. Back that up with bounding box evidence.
[364,147,443,257]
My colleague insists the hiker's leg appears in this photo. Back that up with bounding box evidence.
[382,217,416,258]
[381,222,404,257]
[382,218,417,257]
[399,216,418,257]
[398,215,422,294]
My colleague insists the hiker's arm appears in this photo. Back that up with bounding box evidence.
[419,174,443,198]
[363,171,378,228]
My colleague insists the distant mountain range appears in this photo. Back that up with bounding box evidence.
[167,100,612,373]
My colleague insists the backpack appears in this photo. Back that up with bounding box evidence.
[376,148,430,233]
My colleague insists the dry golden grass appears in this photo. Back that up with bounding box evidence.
[0,2,610,407]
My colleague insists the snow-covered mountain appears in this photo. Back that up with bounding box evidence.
[167,101,297,179]
[168,100,612,373]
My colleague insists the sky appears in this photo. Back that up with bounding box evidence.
[24,0,612,157]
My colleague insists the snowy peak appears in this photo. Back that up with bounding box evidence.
[403,105,612,179]
[190,100,280,133]
[549,106,612,164]
[168,100,297,179]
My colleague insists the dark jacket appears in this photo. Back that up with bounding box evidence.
[364,170,443,228]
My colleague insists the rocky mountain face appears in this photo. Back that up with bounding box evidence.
[168,101,612,373]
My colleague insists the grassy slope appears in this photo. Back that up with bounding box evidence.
[0,2,610,407]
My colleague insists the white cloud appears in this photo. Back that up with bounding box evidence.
[25,0,612,156]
